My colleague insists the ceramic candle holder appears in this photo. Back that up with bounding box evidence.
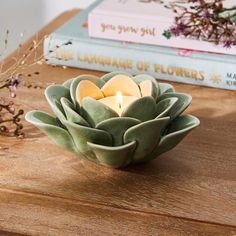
[26,72,200,168]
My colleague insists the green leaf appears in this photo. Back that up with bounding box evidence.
[162,30,172,39]
[159,83,175,95]
[96,117,140,146]
[146,115,200,161]
[231,14,236,22]
[124,117,170,162]
[156,93,192,120]
[45,85,70,122]
[63,120,112,162]
[156,97,178,119]
[82,97,119,127]
[122,96,157,122]
[60,97,89,127]
[25,111,77,153]
[88,141,136,168]
[62,78,74,89]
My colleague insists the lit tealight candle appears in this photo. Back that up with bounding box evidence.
[116,91,123,110]
[98,91,138,116]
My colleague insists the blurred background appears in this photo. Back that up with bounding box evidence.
[0,0,95,58]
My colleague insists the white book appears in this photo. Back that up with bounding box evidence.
[88,0,236,55]
[43,4,236,91]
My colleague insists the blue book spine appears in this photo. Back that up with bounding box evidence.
[44,36,236,90]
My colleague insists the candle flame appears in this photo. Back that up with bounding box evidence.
[116,91,123,109]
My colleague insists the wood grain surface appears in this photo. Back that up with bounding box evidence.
[0,10,235,236]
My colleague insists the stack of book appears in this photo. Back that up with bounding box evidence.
[44,0,236,90]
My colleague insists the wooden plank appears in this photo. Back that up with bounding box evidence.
[0,190,236,236]
[0,10,236,235]
[0,65,235,226]
[0,231,25,236]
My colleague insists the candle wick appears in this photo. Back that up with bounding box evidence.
[118,103,122,109]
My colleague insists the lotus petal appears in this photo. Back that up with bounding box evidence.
[63,120,112,161]
[96,117,141,146]
[56,117,66,129]
[76,80,104,106]
[45,85,70,121]
[63,78,74,89]
[25,111,77,153]
[60,98,89,127]
[122,96,157,122]
[100,71,132,83]
[146,115,200,161]
[159,83,175,94]
[124,117,170,161]
[88,141,136,168]
[70,74,104,107]
[156,97,178,119]
[101,74,141,97]
[133,74,160,100]
[82,97,119,127]
[139,80,153,97]
[156,93,192,120]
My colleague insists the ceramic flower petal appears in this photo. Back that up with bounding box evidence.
[76,80,104,106]
[100,71,132,83]
[139,80,153,97]
[96,117,141,146]
[60,97,89,127]
[159,82,175,95]
[70,74,104,107]
[146,115,200,161]
[133,74,160,100]
[156,97,178,119]
[124,117,170,162]
[25,111,77,153]
[45,85,70,122]
[26,72,200,168]
[63,78,74,89]
[87,141,136,168]
[156,93,192,120]
[122,96,157,122]
[63,120,112,161]
[82,97,119,127]
[101,74,141,97]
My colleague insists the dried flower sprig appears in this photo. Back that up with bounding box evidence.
[0,31,72,137]
[163,0,236,48]
[0,100,24,137]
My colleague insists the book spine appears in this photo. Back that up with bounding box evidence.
[88,12,236,56]
[44,37,236,91]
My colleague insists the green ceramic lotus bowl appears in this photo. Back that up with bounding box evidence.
[26,72,200,168]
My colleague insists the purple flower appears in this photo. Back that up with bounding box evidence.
[178,22,187,32]
[202,9,211,19]
[223,40,232,48]
[10,75,21,90]
[170,26,180,36]
[170,22,187,36]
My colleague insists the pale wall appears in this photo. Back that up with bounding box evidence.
[0,0,95,58]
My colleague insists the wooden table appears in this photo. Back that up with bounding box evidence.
[0,10,236,236]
